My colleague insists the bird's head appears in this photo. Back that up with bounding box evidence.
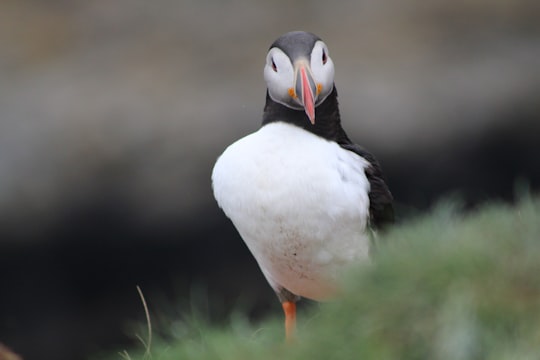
[264,31,335,125]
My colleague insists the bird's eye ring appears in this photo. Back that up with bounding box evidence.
[271,58,277,72]
[322,50,327,65]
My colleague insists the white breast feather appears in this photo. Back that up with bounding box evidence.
[212,122,371,300]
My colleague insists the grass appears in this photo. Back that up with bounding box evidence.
[102,195,540,360]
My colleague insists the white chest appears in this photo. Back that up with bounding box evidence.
[212,122,371,300]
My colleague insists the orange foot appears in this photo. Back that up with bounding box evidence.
[282,301,296,343]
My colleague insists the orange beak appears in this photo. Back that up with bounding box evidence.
[292,60,319,125]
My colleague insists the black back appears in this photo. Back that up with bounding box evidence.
[262,86,394,230]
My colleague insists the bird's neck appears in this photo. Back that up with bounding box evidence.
[262,86,351,145]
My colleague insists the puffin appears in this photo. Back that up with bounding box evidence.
[211,31,394,341]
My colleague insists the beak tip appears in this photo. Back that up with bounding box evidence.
[304,103,316,125]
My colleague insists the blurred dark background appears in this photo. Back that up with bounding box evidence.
[1,1,539,359]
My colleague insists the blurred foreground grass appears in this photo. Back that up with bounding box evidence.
[104,196,540,360]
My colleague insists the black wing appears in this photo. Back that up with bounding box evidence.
[341,143,394,230]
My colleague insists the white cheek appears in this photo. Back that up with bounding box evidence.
[321,58,335,89]
[311,57,335,101]
[264,55,295,103]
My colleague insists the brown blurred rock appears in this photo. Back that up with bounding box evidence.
[0,344,22,360]
[0,0,539,238]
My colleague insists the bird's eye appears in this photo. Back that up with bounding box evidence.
[271,58,277,72]
[322,50,327,65]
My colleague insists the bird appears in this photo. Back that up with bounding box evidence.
[211,31,394,341]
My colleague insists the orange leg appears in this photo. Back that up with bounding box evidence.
[282,301,297,342]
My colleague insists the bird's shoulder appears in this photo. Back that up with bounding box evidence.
[339,142,394,230]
